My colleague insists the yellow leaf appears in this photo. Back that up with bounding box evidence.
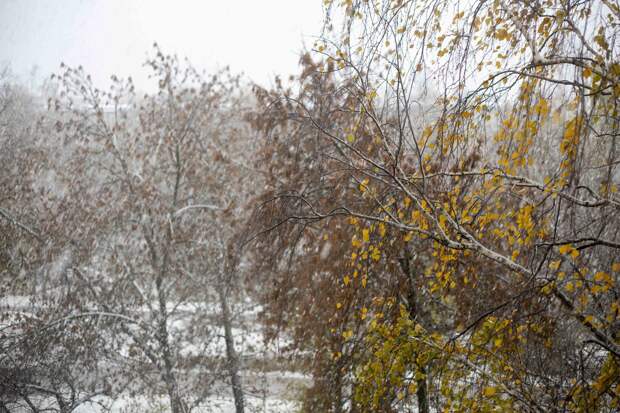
[549,260,561,270]
[343,275,351,286]
[559,244,578,259]
[541,282,554,295]
[535,98,550,116]
[495,28,509,40]
[594,271,611,285]
[378,223,386,237]
[359,179,369,193]
[483,386,497,397]
[362,229,370,242]
[558,244,571,254]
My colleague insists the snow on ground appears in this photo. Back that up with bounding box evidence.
[3,295,310,413]
[85,300,308,413]
[73,394,300,413]
[178,326,293,359]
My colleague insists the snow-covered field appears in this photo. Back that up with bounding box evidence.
[2,296,310,413]
[73,387,303,413]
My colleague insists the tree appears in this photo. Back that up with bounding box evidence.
[250,0,620,411]
[0,67,117,413]
[45,47,252,413]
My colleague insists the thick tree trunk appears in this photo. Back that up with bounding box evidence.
[218,284,244,413]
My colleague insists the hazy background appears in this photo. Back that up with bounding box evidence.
[0,0,324,90]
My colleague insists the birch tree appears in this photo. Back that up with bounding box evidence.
[251,0,620,410]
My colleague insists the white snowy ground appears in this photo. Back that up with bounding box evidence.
[12,369,308,413]
[1,296,311,413]
[73,385,302,413]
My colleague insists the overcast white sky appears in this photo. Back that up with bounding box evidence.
[0,0,324,90]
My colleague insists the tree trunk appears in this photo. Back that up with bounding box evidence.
[161,318,185,413]
[333,365,343,413]
[416,366,430,413]
[218,284,244,413]
[156,271,185,413]
[399,251,430,413]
